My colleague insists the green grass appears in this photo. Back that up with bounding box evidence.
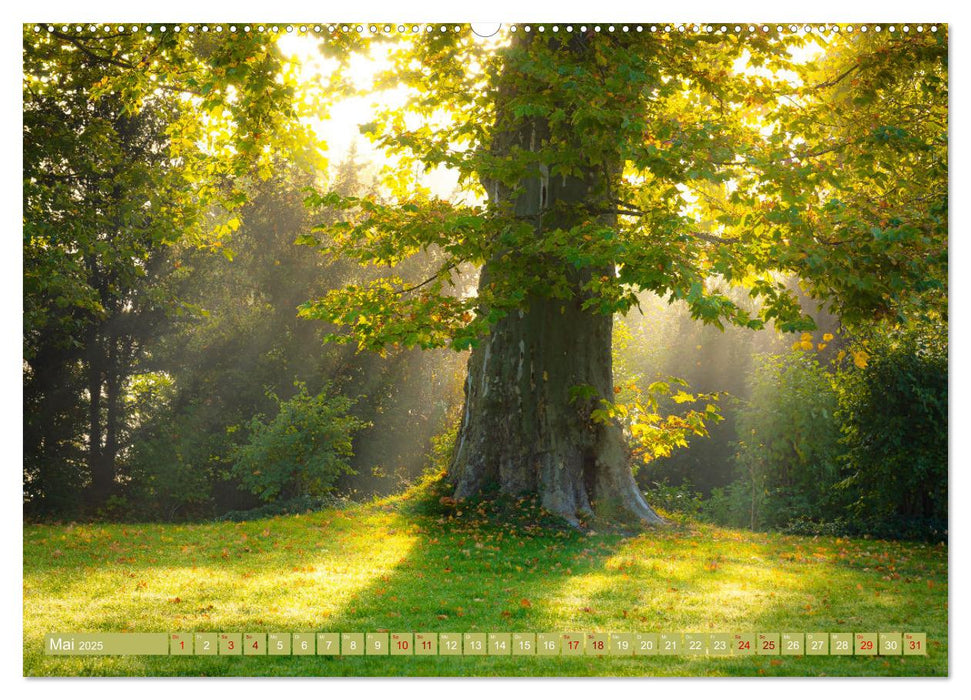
[23,480,947,677]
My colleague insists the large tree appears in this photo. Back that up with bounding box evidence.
[302,24,946,525]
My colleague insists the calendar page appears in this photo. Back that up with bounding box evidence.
[22,16,948,680]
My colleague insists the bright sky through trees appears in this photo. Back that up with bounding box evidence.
[277,28,824,211]
[277,33,462,198]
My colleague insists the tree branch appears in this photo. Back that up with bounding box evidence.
[394,260,463,296]
[812,64,859,90]
[596,203,741,245]
[710,139,858,167]
[688,231,740,245]
[50,31,137,70]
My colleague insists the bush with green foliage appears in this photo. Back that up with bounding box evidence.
[729,351,842,529]
[700,328,947,542]
[641,479,705,520]
[125,401,233,521]
[232,384,368,503]
[835,327,947,535]
[701,482,752,528]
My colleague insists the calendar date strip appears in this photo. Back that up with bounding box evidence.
[44,631,927,657]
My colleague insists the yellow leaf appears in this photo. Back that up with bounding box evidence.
[852,350,870,369]
[817,343,827,351]
[823,333,834,342]
[671,391,696,404]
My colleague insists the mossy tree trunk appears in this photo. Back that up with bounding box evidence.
[446,33,663,527]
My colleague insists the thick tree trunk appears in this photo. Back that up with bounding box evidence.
[446,33,663,527]
[448,283,663,526]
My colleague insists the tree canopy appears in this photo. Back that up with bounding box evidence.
[300,25,946,349]
[24,25,319,359]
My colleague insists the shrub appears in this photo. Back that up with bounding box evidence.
[123,375,226,521]
[835,327,947,532]
[232,383,368,502]
[730,351,842,529]
[642,479,705,518]
[701,482,752,528]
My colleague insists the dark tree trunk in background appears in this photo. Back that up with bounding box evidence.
[103,335,122,491]
[87,321,136,507]
[84,256,117,509]
[86,327,112,505]
[447,33,662,526]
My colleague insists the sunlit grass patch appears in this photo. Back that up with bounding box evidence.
[24,490,947,677]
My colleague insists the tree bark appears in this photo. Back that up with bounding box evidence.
[86,326,112,505]
[448,282,663,526]
[446,33,663,527]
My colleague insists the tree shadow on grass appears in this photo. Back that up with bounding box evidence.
[22,486,948,677]
[312,504,948,677]
[322,483,625,633]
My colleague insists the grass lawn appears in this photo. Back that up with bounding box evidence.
[23,480,948,677]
